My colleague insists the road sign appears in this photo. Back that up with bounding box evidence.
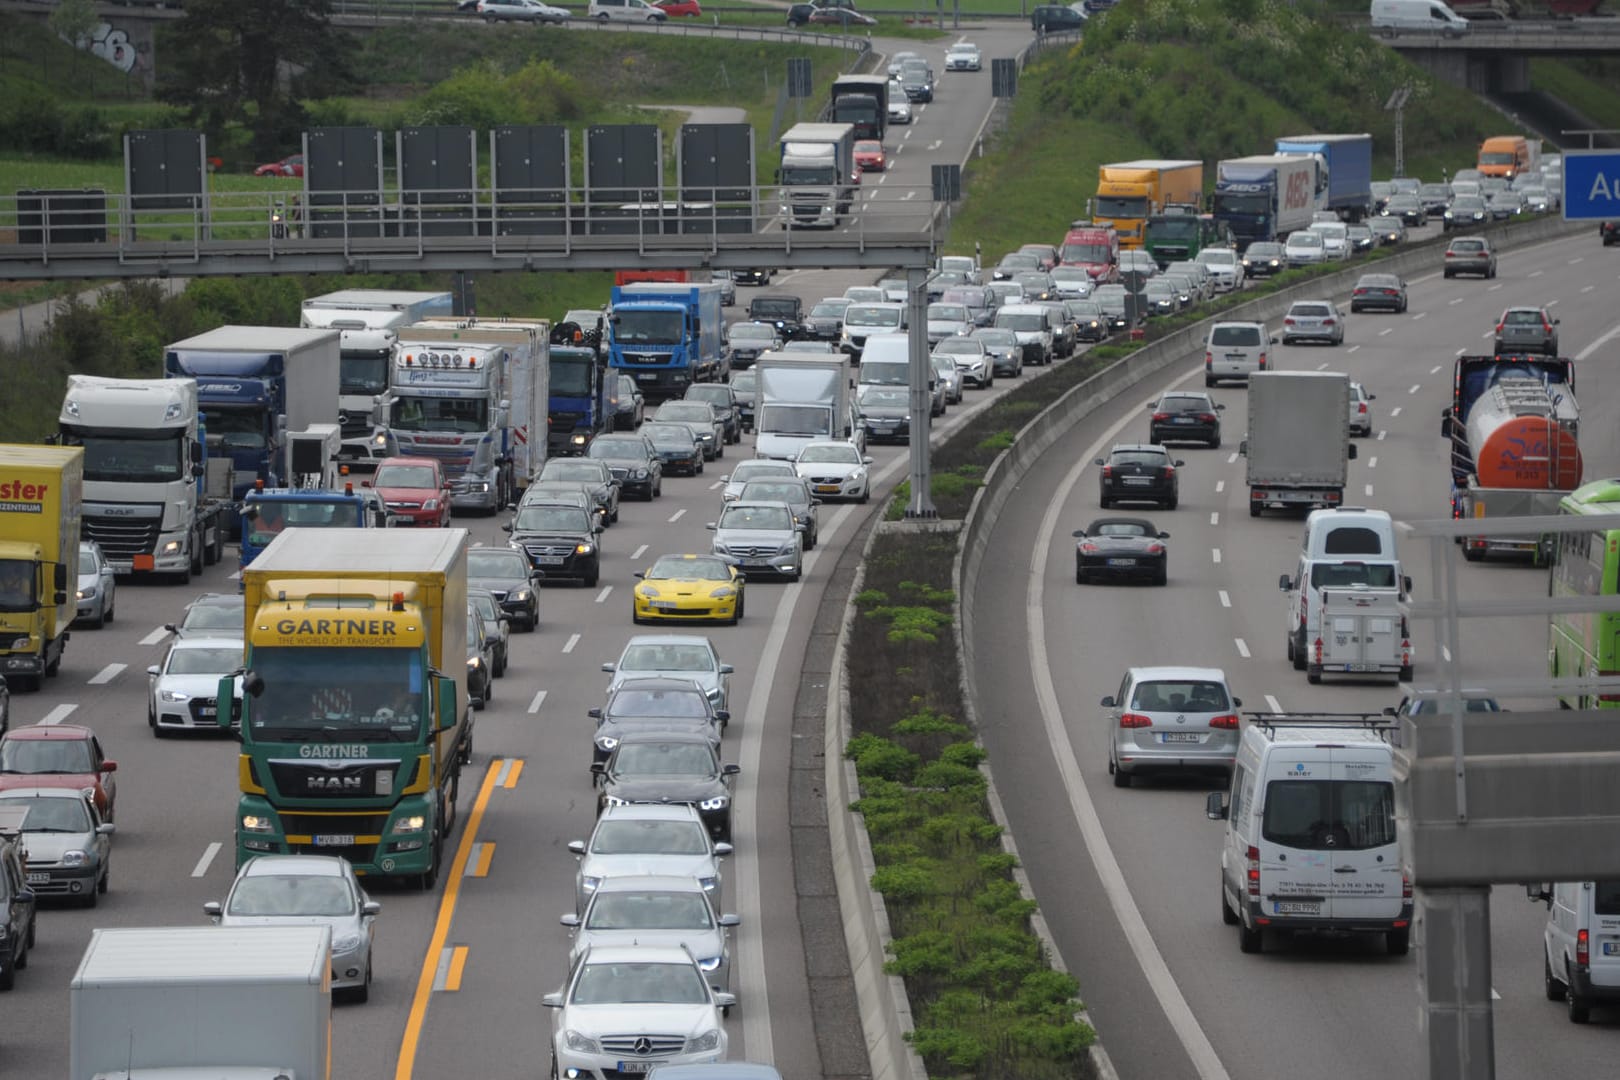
[1562,150,1620,221]
[991,59,1017,99]
[931,164,961,202]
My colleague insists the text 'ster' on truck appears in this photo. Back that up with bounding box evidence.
[0,445,82,691]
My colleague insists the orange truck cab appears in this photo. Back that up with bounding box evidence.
[1477,136,1532,180]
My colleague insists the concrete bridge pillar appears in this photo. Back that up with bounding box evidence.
[1405,49,1470,91]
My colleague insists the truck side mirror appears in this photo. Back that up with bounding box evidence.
[243,670,265,698]
[1526,883,1553,907]
[216,676,236,731]
[1205,791,1230,821]
[53,564,67,591]
[191,442,203,465]
[434,675,459,730]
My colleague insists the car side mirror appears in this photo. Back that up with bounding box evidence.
[1099,695,1116,708]
[1526,883,1553,907]
[719,913,741,928]
[1205,791,1230,821]
[863,456,874,464]
[1232,697,1242,708]
[587,707,603,719]
[1158,531,1171,539]
[601,662,616,673]
[542,992,564,1009]
[593,523,604,534]
[362,900,381,917]
[1215,403,1226,410]
[590,762,605,775]
[723,763,741,776]
[1071,530,1086,538]
[714,842,734,857]
[100,761,117,773]
[97,822,116,835]
[502,523,513,532]
[1173,459,1185,467]
[1092,458,1105,467]
[163,624,178,634]
[560,912,581,928]
[202,898,224,920]
[706,523,717,530]
[1279,575,1293,591]
[147,665,160,677]
[719,664,734,674]
[1368,394,1377,400]
[360,480,372,488]
[1404,575,1414,595]
[1269,335,1280,345]
[714,710,731,724]
[567,840,586,856]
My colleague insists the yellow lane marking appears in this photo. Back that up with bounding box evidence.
[444,945,469,992]
[467,842,495,877]
[394,761,501,1079]
[503,759,524,788]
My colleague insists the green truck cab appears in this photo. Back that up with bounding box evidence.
[219,528,473,887]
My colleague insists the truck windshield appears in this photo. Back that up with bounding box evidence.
[1060,243,1111,264]
[1213,193,1269,215]
[244,499,359,547]
[550,353,595,397]
[1148,218,1198,242]
[60,432,186,484]
[389,396,489,433]
[782,165,837,185]
[758,404,830,436]
[1479,152,1516,166]
[340,352,390,396]
[612,311,686,345]
[205,406,268,451]
[0,558,34,612]
[1094,196,1148,218]
[246,647,426,741]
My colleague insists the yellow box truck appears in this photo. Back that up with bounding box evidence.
[1093,160,1205,249]
[0,445,83,691]
[220,528,471,887]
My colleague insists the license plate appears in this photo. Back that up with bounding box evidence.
[816,484,840,494]
[199,706,216,717]
[1603,942,1620,956]
[651,601,681,611]
[1173,417,1194,424]
[314,835,355,847]
[1225,353,1247,361]
[617,1064,654,1075]
[1161,732,1201,743]
[26,872,48,884]
[637,373,657,382]
[1274,900,1321,915]
[539,556,566,566]
[1106,558,1135,567]
[1123,477,1151,485]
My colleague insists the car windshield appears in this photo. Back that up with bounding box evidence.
[928,304,968,322]
[1450,240,1484,252]
[542,462,606,483]
[374,465,437,489]
[514,507,592,533]
[1246,244,1283,258]
[572,961,709,1006]
[995,313,1046,332]
[974,329,1018,345]
[1130,680,1229,712]
[387,396,486,435]
[1453,198,1486,211]
[845,306,900,328]
[1157,396,1208,413]
[731,374,757,393]
[1290,304,1332,317]
[1358,277,1399,289]
[646,557,731,581]
[591,818,710,855]
[227,873,355,916]
[610,688,711,717]
[1108,450,1168,467]
[613,741,717,777]
[166,646,242,676]
[685,389,729,407]
[587,890,713,930]
[644,426,696,448]
[860,387,908,407]
[811,303,846,318]
[729,325,775,343]
[1201,250,1234,266]
[79,545,100,572]
[1503,310,1545,325]
[470,594,500,620]
[5,794,91,832]
[589,439,648,461]
[797,445,857,465]
[1289,234,1322,249]
[739,482,806,505]
[183,603,242,631]
[1309,562,1398,588]
[936,340,979,355]
[657,404,713,425]
[719,505,793,531]
[1262,779,1397,852]
[0,739,94,774]
[467,550,529,578]
[1092,521,1151,538]
[612,311,685,344]
[750,299,797,318]
[620,643,715,672]
[729,462,794,484]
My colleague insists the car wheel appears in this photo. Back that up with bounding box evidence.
[585,567,600,588]
[1238,922,1264,954]
[1099,496,1112,510]
[98,863,109,894]
[1546,952,1569,1002]
[1293,631,1307,671]
[0,953,13,991]
[1307,665,1322,685]
[1154,565,1168,586]
[1221,880,1240,926]
[1208,436,1220,449]
[1112,761,1131,788]
[595,10,609,17]
[1205,376,1216,388]
[472,688,486,712]
[1166,497,1178,511]
[610,503,620,525]
[351,958,372,1004]
[83,882,98,909]
[1569,963,1592,1024]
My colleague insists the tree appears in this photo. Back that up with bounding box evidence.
[157,0,350,160]
[48,0,99,78]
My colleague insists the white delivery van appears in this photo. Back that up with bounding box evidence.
[1370,0,1469,35]
[1281,508,1411,669]
[1531,880,1620,1023]
[1206,718,1412,955]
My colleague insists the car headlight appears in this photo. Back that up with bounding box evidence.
[712,543,731,555]
[332,932,364,953]
[77,586,95,600]
[699,875,719,892]
[687,1029,722,1053]
[160,688,190,703]
[581,875,602,894]
[160,540,181,556]
[779,543,797,555]
[564,1030,601,1054]
[392,815,427,834]
[372,432,389,448]
[710,586,736,599]
[637,584,659,598]
[570,434,588,446]
[241,814,275,834]
[595,735,619,751]
[699,795,730,811]
[575,543,594,555]
[697,956,723,972]
[424,499,439,511]
[509,588,532,604]
[602,794,629,807]
[633,468,648,479]
[7,635,29,650]
[62,849,88,867]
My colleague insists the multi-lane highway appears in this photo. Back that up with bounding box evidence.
[969,227,1620,1078]
[0,27,1035,1078]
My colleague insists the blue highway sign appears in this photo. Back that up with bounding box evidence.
[1563,151,1620,221]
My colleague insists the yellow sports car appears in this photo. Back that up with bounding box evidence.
[632,553,745,625]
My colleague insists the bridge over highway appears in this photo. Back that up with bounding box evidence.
[1373,21,1620,93]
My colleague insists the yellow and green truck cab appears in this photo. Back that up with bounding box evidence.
[220,528,472,887]
[0,445,83,691]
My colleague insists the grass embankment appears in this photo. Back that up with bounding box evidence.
[948,0,1515,258]
[1530,57,1620,133]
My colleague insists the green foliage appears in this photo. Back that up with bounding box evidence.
[897,579,955,605]
[853,587,889,609]
[978,430,1016,454]
[893,703,970,738]
[863,603,951,644]
[870,861,939,903]
[410,59,584,128]
[940,741,987,769]
[845,733,921,783]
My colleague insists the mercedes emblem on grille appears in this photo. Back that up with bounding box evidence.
[633,1038,654,1056]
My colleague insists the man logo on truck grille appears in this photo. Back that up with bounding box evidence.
[307,775,364,792]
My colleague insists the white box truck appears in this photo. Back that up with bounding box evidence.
[1242,371,1355,517]
[70,924,332,1080]
[752,351,856,460]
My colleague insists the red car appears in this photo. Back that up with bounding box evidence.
[655,0,702,13]
[0,724,118,822]
[365,456,452,527]
[253,154,305,178]
[854,139,887,172]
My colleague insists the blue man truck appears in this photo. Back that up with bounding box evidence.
[162,327,341,534]
[238,483,393,571]
[548,320,615,455]
[1210,154,1325,245]
[607,283,725,403]
[1274,133,1374,222]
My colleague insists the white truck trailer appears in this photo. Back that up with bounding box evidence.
[70,924,332,1080]
[1243,371,1355,517]
[1304,584,1412,685]
[752,351,856,460]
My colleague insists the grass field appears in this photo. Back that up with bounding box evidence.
[1531,58,1620,134]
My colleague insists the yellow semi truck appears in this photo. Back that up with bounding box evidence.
[0,445,83,691]
[219,528,472,887]
[1093,160,1205,249]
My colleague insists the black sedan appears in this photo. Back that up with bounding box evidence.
[592,731,740,842]
[733,269,772,286]
[1385,194,1424,227]
[506,503,603,587]
[1603,221,1619,246]
[641,422,705,476]
[1096,444,1182,510]
[1350,273,1408,314]
[857,386,912,444]
[587,676,726,767]
[465,544,541,631]
[1147,391,1223,448]
[586,433,664,500]
[1239,241,1285,279]
[1073,518,1170,586]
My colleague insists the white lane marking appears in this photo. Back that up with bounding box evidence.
[631,543,648,560]
[1234,638,1250,659]
[1346,345,1360,354]
[709,480,724,490]
[1212,548,1222,564]
[1369,457,1379,469]
[562,633,580,654]
[1391,407,1402,418]
[594,586,613,604]
[1456,347,1466,356]
[1530,269,1544,278]
[902,191,916,201]
[1365,484,1375,496]
[1028,446,1232,1080]
[88,663,125,685]
[1576,321,1620,361]
[1488,283,1503,292]
[1492,988,1502,1001]
[1209,512,1219,526]
[1481,331,1494,339]
[668,508,687,523]
[1226,452,1238,465]
[1571,256,1585,264]
[229,570,241,581]
[1316,362,1329,371]
[1412,312,1427,321]
[1219,590,1231,608]
[1442,645,1452,662]
[1265,694,1283,714]
[1582,285,1595,294]
[1408,384,1421,395]
[1378,431,1387,441]
[40,704,77,726]
[1449,297,1464,306]
[1429,365,1442,374]
[927,139,942,151]
[528,690,547,715]
[1215,480,1225,494]
[140,626,169,646]
[1548,299,1560,307]
[1378,327,1393,337]
[192,842,222,878]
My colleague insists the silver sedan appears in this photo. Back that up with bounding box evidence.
[75,540,116,628]
[604,634,734,714]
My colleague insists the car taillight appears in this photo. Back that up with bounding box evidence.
[1445,251,1456,258]
[1578,927,1590,966]
[1246,845,1261,897]
[1152,412,1170,422]
[1146,542,1164,555]
[1205,351,1213,369]
[1544,321,1554,334]
[1353,288,1366,295]
[1314,637,1324,665]
[1101,465,1113,478]
[1322,318,1335,326]
[1163,466,1175,478]
[1080,542,1099,553]
[1403,873,1413,901]
[1258,353,1268,369]
[1210,714,1239,730]
[1119,713,1152,728]
[1495,323,1504,334]
[1199,413,1218,423]
[1358,403,1368,414]
[1386,289,1399,297]
[1284,317,1295,325]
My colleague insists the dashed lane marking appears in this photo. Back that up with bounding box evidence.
[40,704,77,726]
[1408,384,1421,394]
[432,945,469,992]
[1449,297,1464,306]
[1369,457,1378,469]
[1390,407,1402,418]
[562,633,580,654]
[528,690,547,715]
[1235,638,1250,659]
[1212,548,1222,564]
[465,843,495,878]
[1378,327,1393,336]
[1530,269,1545,278]
[1265,694,1283,714]
[1226,452,1239,465]
[1346,345,1360,354]
[1429,365,1442,374]
[1219,590,1231,608]
[1215,480,1225,494]
[708,480,724,490]
[594,586,613,604]
[1583,285,1595,294]
[1365,484,1375,496]
[1210,512,1219,526]
[191,841,222,878]
[1378,431,1387,441]
[88,663,124,685]
[1488,283,1503,292]
[631,544,648,560]
[1412,312,1427,321]
[140,627,168,646]
[668,508,687,523]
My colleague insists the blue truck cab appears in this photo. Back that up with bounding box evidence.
[607,283,724,403]
[237,484,392,572]
[548,322,614,455]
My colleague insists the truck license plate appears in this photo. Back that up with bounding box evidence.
[1273,901,1321,915]
[637,373,657,382]
[314,835,355,847]
[1161,732,1200,743]
[26,872,48,884]
[1344,663,1376,673]
[1603,942,1620,956]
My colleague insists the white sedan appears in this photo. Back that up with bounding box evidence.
[147,637,243,736]
[945,43,982,71]
[1194,247,1244,292]
[888,96,912,125]
[794,440,874,503]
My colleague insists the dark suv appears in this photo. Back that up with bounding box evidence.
[586,433,664,500]
[507,503,603,587]
[1032,4,1085,31]
[1148,391,1224,449]
[0,808,37,990]
[683,385,743,445]
[1096,444,1183,510]
[748,294,806,340]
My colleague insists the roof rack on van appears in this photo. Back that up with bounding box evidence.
[1246,712,1398,737]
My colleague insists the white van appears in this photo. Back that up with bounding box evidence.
[1206,719,1411,955]
[1531,881,1620,1023]
[588,0,668,20]
[1370,0,1469,35]
[1204,322,1272,386]
[1281,508,1411,668]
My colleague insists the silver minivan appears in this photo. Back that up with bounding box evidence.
[1101,666,1242,787]
[1203,322,1271,386]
